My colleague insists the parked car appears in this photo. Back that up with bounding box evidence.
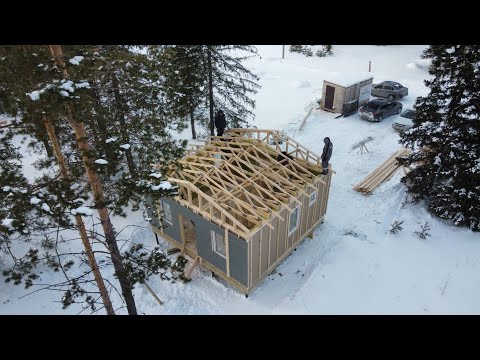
[358,99,403,122]
[371,81,408,100]
[392,109,416,132]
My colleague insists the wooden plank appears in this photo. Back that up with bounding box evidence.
[167,247,181,255]
[178,214,186,245]
[353,148,411,194]
[250,214,325,291]
[143,281,163,306]
[185,256,200,279]
[225,228,230,277]
[258,227,262,280]
[268,219,272,268]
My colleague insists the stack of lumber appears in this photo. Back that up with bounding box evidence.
[353,148,411,194]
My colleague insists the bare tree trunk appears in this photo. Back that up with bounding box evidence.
[112,75,136,177]
[44,116,69,179]
[49,45,138,315]
[207,46,215,136]
[190,109,196,139]
[43,115,115,315]
[36,120,54,157]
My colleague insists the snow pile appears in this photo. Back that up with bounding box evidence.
[94,159,109,165]
[71,207,93,216]
[150,173,162,179]
[290,80,311,88]
[26,84,54,101]
[59,80,75,93]
[26,90,41,101]
[69,56,84,65]
[30,197,41,205]
[106,137,118,143]
[325,71,373,88]
[75,81,90,89]
[70,183,81,190]
[41,203,51,213]
[151,181,173,191]
[1,218,15,230]
[2,186,11,192]
[407,58,431,71]
[120,144,131,150]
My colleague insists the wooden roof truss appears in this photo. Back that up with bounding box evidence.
[168,129,324,239]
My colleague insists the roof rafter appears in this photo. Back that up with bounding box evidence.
[166,129,326,237]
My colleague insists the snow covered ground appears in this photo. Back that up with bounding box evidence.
[2,45,480,314]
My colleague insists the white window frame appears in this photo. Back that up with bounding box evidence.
[288,205,301,236]
[211,230,226,258]
[161,201,173,225]
[309,191,317,207]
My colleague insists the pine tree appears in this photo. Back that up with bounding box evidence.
[0,45,188,313]
[49,44,143,315]
[0,45,116,314]
[64,45,186,215]
[398,45,480,231]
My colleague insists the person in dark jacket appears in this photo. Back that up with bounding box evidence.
[321,137,333,175]
[214,110,227,136]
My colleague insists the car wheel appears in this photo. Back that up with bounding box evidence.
[388,94,394,101]
[378,116,383,122]
[397,107,402,114]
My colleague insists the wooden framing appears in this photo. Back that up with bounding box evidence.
[353,148,411,194]
[153,129,334,295]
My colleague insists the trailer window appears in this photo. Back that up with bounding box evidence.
[211,230,226,258]
[161,201,173,225]
[288,205,300,236]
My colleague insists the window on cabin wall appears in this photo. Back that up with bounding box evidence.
[211,230,226,258]
[288,205,300,236]
[309,191,317,207]
[161,201,173,225]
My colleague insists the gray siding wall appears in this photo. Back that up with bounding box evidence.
[145,196,161,228]
[159,197,248,286]
[159,198,182,244]
[227,233,249,286]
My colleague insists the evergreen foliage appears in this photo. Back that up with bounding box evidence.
[398,45,480,231]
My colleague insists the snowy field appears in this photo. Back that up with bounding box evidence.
[2,45,479,315]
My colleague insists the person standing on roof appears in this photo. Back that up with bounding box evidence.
[321,137,333,175]
[214,109,227,136]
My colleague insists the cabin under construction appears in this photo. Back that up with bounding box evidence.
[149,129,333,295]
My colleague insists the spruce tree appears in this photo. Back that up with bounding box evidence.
[316,45,333,57]
[156,45,206,139]
[398,45,480,231]
[289,45,313,57]
[152,46,260,136]
[205,45,260,135]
